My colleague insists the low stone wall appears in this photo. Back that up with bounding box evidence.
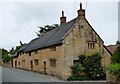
[3,62,11,67]
[107,73,120,84]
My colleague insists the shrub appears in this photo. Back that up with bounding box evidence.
[79,53,106,80]
[67,76,90,81]
[107,63,120,80]
[3,55,12,62]
[70,64,85,76]
[68,53,106,81]
[111,46,120,63]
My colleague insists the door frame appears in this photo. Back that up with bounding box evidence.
[30,60,33,70]
[43,61,46,74]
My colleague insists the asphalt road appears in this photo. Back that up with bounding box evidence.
[2,67,63,82]
[2,67,107,84]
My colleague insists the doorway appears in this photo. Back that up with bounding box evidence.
[43,61,46,74]
[11,60,13,67]
[30,60,33,70]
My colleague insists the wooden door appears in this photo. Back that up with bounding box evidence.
[43,61,46,74]
[30,60,33,70]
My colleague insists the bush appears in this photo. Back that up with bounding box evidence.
[111,46,120,63]
[79,53,106,80]
[68,53,106,81]
[70,64,85,76]
[67,76,90,81]
[107,63,120,80]
[2,49,12,62]
[3,55,12,62]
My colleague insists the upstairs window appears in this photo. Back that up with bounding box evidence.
[87,42,95,49]
[34,50,38,54]
[34,59,39,66]
[50,46,56,51]
[29,52,31,56]
[50,58,56,67]
[19,52,21,55]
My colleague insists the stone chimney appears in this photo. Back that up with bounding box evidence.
[77,3,85,18]
[60,11,66,25]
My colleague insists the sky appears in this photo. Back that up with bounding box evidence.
[0,0,119,51]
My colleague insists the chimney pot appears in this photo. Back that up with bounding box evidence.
[77,3,85,18]
[80,3,82,9]
[62,11,64,17]
[60,11,66,25]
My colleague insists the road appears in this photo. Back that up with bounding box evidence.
[2,67,63,82]
[2,67,107,84]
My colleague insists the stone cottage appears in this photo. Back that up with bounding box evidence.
[12,3,112,80]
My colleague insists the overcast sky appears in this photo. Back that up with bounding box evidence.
[0,0,118,51]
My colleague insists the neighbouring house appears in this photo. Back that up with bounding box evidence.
[12,3,112,80]
[106,44,120,54]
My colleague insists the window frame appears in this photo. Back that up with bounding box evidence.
[50,46,56,51]
[87,41,95,49]
[29,52,31,56]
[49,58,56,67]
[34,59,39,66]
[34,50,38,54]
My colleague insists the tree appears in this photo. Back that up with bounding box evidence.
[36,24,59,36]
[111,46,120,63]
[3,55,12,62]
[116,41,120,45]
[107,44,120,81]
[107,63,120,80]
[10,45,21,55]
[1,49,12,62]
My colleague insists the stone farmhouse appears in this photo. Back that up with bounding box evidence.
[12,3,112,80]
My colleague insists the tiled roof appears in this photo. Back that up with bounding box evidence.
[23,17,77,52]
[12,17,78,57]
[106,45,119,54]
[11,53,18,58]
